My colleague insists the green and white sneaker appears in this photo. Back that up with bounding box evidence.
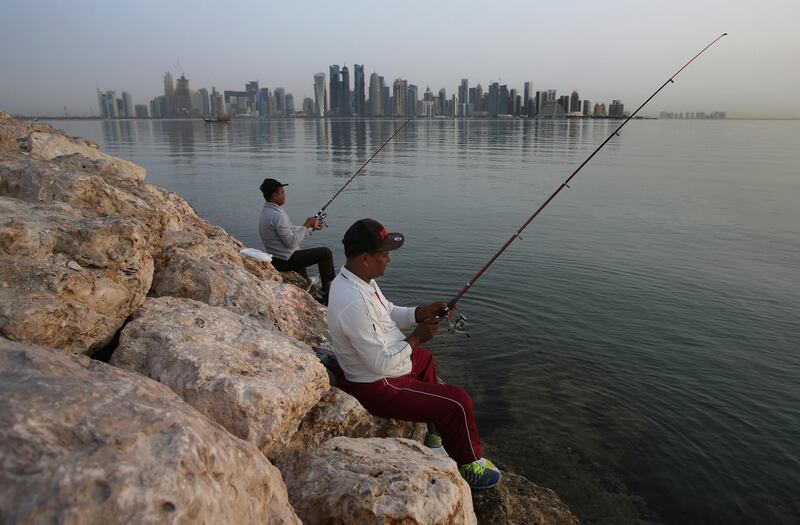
[424,432,443,449]
[459,458,501,490]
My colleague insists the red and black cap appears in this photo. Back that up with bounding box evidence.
[342,218,404,255]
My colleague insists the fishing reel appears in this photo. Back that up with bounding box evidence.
[310,210,328,234]
[447,313,469,338]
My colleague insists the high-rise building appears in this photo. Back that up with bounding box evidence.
[163,72,176,117]
[393,79,406,116]
[582,100,591,116]
[340,66,351,116]
[458,79,468,105]
[195,88,210,116]
[149,97,165,118]
[498,85,509,115]
[523,82,533,116]
[286,94,295,115]
[407,84,418,116]
[557,95,570,113]
[474,84,483,114]
[329,65,340,116]
[593,103,607,117]
[368,72,382,116]
[570,91,580,114]
[381,77,391,117]
[97,89,118,118]
[438,88,446,116]
[134,104,148,118]
[120,91,133,118]
[174,75,192,116]
[510,89,519,116]
[274,88,286,116]
[354,64,366,116]
[210,87,224,116]
[302,97,314,116]
[488,83,499,117]
[313,73,326,117]
[609,100,624,117]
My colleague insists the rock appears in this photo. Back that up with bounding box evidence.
[282,387,426,456]
[472,470,580,525]
[24,131,146,184]
[151,230,327,346]
[0,197,153,353]
[111,296,330,456]
[279,437,476,525]
[0,336,301,525]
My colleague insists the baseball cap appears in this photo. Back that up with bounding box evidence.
[260,178,288,199]
[342,218,405,255]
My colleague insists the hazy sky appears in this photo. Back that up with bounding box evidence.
[1,0,798,118]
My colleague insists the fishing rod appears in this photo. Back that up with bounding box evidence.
[314,114,416,225]
[440,33,728,335]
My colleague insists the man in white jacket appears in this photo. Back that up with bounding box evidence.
[326,218,501,490]
[258,178,333,304]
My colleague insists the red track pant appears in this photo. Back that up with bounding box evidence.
[335,346,482,465]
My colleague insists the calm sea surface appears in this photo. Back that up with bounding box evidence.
[48,118,799,524]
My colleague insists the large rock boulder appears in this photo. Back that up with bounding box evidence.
[111,296,330,457]
[279,437,476,525]
[0,336,300,525]
[0,196,153,353]
[283,387,426,455]
[472,470,580,525]
[151,230,326,346]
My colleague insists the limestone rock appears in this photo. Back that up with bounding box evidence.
[151,231,327,346]
[472,470,580,525]
[283,387,426,455]
[0,336,300,525]
[111,296,330,456]
[23,131,145,184]
[0,197,153,353]
[279,437,476,525]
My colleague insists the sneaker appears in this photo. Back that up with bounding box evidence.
[459,458,501,490]
[313,290,328,306]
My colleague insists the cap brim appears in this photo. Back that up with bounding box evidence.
[379,232,404,251]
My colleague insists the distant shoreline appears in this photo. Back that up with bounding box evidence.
[16,115,795,121]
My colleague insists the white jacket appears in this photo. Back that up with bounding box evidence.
[327,266,418,383]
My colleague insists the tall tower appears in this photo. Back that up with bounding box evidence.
[458,79,468,105]
[523,82,533,116]
[163,72,176,117]
[274,87,286,116]
[313,73,326,117]
[329,65,340,116]
[340,66,351,116]
[393,79,406,116]
[174,75,192,116]
[368,72,382,116]
[354,64,365,116]
[121,91,133,118]
[570,91,580,114]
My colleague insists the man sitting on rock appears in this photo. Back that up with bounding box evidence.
[258,178,334,305]
[326,218,501,490]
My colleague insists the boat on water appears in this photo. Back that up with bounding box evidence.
[203,115,231,123]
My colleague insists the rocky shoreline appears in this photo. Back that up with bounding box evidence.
[0,112,579,524]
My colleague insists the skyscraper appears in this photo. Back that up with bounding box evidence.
[488,83,499,117]
[286,94,295,115]
[458,79,468,105]
[340,66,351,116]
[582,100,591,116]
[381,77,390,117]
[174,75,192,116]
[368,72,382,116]
[274,87,286,116]
[302,97,314,116]
[474,84,483,114]
[393,79,406,116]
[407,84,418,116]
[163,72,176,117]
[313,73,326,117]
[498,85,509,115]
[121,92,133,118]
[329,65,340,116]
[97,89,117,118]
[438,88,446,116]
[570,91,580,114]
[354,64,365,116]
[609,100,624,118]
[523,82,533,116]
[509,88,519,116]
[210,87,224,116]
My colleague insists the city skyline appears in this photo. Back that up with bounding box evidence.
[1,1,798,119]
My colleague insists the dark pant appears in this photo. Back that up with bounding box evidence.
[272,247,334,292]
[336,346,483,465]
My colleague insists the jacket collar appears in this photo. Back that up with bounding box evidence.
[340,265,376,293]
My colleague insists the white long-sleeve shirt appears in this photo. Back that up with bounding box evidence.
[327,266,418,383]
[258,202,310,261]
